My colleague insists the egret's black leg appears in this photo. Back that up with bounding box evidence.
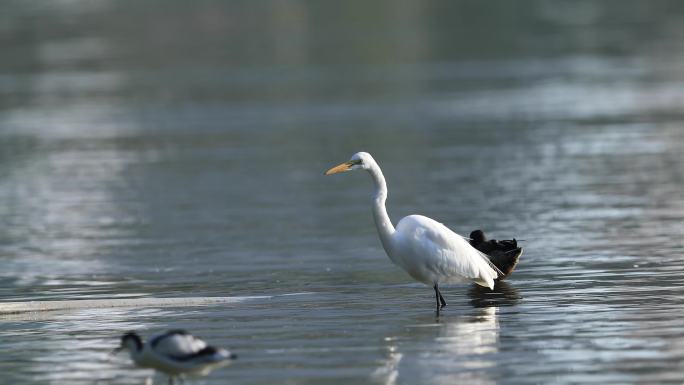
[434,284,447,309]
[168,376,174,385]
[433,284,440,310]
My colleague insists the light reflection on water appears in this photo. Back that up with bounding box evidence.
[374,308,500,385]
[2,1,684,384]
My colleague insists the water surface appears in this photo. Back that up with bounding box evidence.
[2,1,684,384]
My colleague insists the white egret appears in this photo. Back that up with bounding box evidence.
[114,330,236,384]
[325,152,505,310]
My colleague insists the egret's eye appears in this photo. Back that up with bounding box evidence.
[350,159,362,166]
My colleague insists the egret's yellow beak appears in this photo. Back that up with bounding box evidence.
[324,161,353,175]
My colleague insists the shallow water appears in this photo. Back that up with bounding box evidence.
[2,1,684,384]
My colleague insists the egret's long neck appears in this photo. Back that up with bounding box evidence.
[368,164,396,256]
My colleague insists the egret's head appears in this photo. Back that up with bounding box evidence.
[324,152,375,175]
[116,332,143,354]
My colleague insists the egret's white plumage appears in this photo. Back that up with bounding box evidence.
[115,330,235,384]
[393,215,499,288]
[325,152,501,309]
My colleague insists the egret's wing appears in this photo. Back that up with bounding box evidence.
[150,330,207,358]
[396,215,500,287]
[421,223,500,276]
[425,224,503,276]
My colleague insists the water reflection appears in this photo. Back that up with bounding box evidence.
[0,133,148,300]
[0,307,157,385]
[372,341,402,385]
[468,281,522,308]
[376,307,500,385]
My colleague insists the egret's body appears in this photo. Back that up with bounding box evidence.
[392,215,499,288]
[115,330,235,384]
[325,152,501,310]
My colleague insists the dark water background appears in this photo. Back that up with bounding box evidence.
[2,1,684,384]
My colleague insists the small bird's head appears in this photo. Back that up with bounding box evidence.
[324,152,375,175]
[114,332,143,354]
[469,230,487,244]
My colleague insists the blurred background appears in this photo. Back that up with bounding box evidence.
[1,1,684,384]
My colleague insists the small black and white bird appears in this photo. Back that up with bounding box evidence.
[469,229,522,280]
[113,330,236,384]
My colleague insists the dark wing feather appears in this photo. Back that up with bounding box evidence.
[469,230,523,280]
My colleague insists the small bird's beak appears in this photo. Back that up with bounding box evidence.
[110,346,123,356]
[324,161,353,175]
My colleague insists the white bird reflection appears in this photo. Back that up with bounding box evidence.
[373,306,500,385]
[372,337,403,385]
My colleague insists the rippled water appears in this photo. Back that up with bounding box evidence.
[2,1,684,384]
